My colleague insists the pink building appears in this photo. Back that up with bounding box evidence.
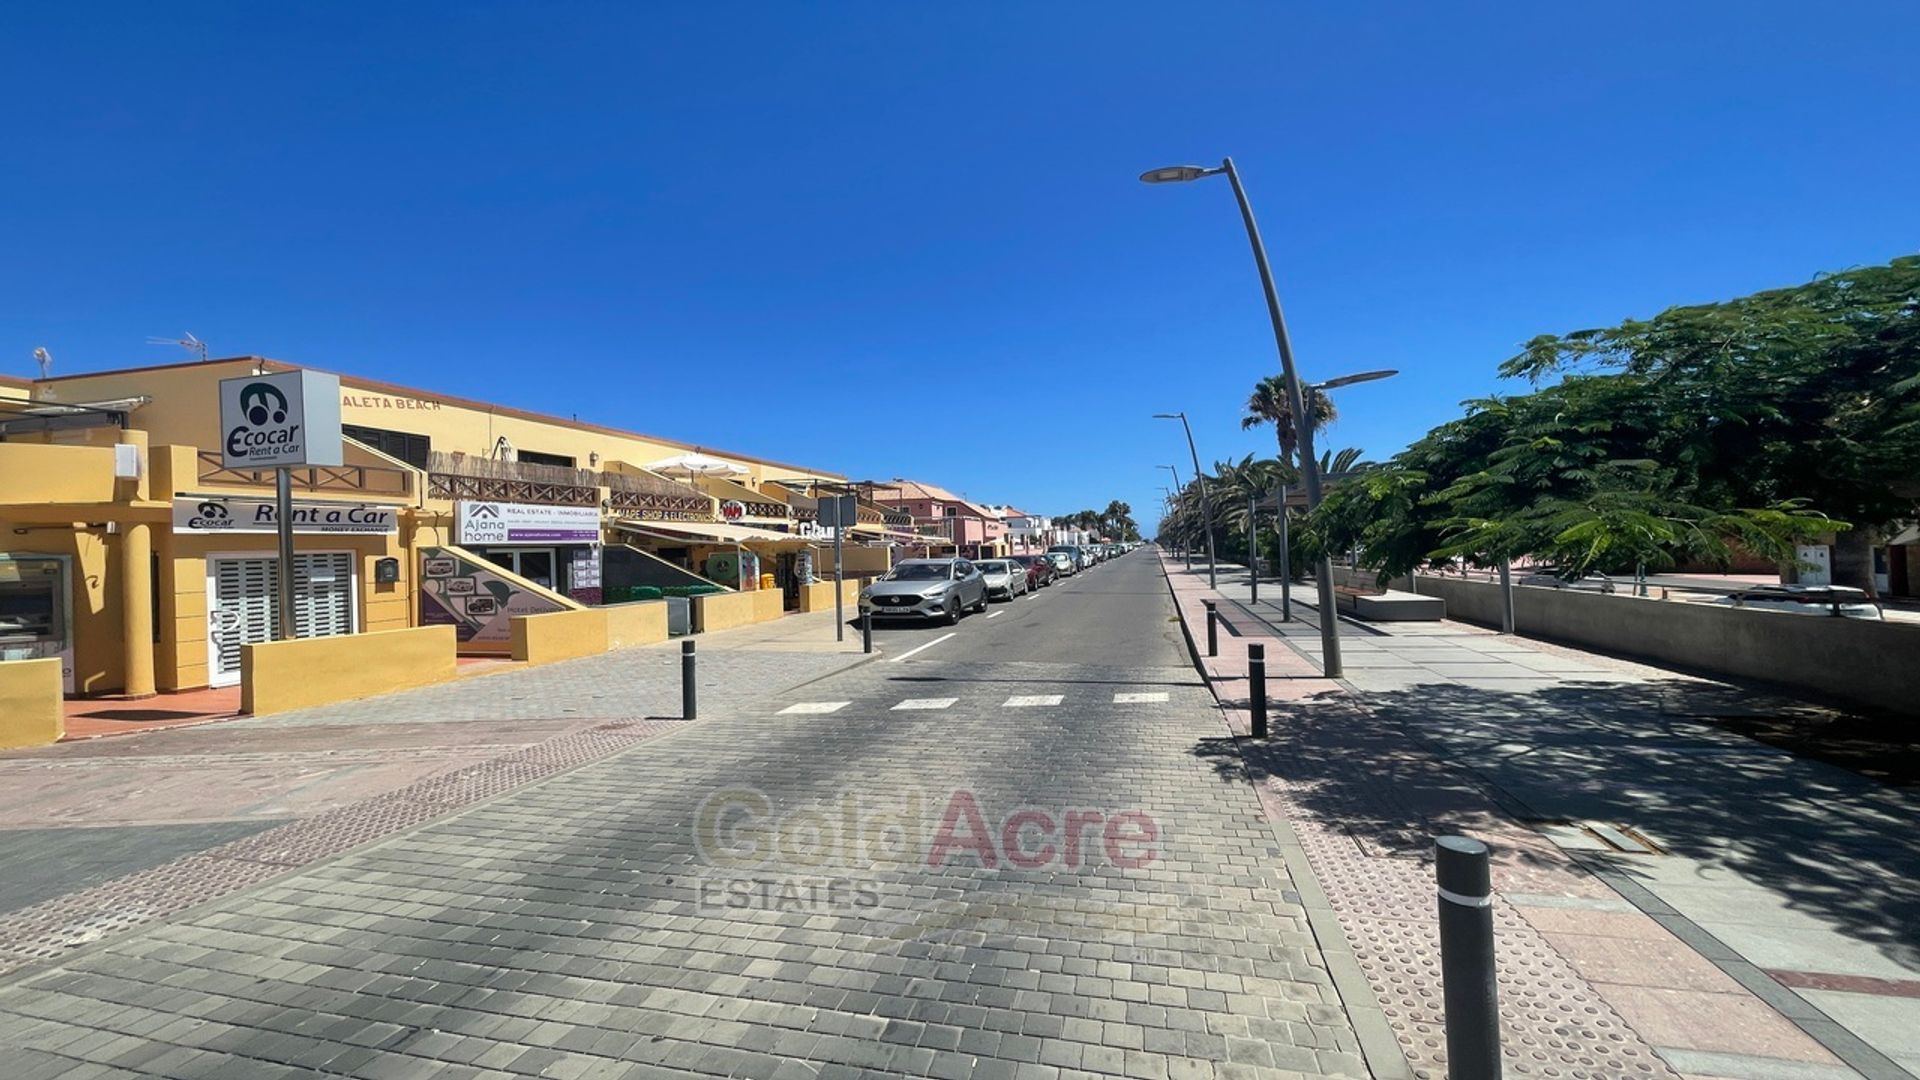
[866,479,1009,558]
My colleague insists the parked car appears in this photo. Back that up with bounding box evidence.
[860,558,989,624]
[1046,551,1076,577]
[975,559,1029,601]
[1519,567,1616,593]
[1710,584,1883,620]
[1009,553,1055,589]
[1049,544,1085,571]
[1046,547,1080,575]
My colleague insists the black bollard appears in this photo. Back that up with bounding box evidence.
[681,639,698,721]
[1435,836,1502,1079]
[1205,600,1218,657]
[861,608,873,654]
[1248,643,1267,739]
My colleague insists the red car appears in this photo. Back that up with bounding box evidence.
[1008,554,1056,590]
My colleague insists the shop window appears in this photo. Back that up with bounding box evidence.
[517,449,576,468]
[343,424,430,468]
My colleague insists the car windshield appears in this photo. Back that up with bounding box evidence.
[887,563,950,581]
[977,561,1010,573]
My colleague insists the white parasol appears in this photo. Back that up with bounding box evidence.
[643,451,750,478]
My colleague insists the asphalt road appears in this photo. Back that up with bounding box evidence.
[864,552,1192,667]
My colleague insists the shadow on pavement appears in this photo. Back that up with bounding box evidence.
[1205,676,1920,971]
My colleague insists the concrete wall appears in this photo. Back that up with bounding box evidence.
[0,658,63,749]
[241,625,456,716]
[1402,572,1920,715]
[691,588,785,633]
[510,608,610,665]
[797,579,862,614]
[603,601,669,649]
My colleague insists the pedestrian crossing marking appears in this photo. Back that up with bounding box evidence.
[1003,695,1064,708]
[778,701,850,715]
[1113,692,1169,704]
[892,697,958,711]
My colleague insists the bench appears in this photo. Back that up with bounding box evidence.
[1333,585,1445,621]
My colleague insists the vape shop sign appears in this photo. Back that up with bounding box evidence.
[456,501,601,545]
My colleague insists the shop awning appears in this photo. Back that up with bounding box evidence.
[615,519,816,547]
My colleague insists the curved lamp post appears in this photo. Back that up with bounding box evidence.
[1153,412,1216,588]
[1142,158,1377,677]
[1157,463,1192,567]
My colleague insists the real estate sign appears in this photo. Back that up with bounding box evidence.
[455,501,601,545]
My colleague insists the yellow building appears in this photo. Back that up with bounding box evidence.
[1,356,859,700]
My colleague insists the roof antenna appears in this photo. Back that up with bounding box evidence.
[31,347,52,378]
[146,332,209,362]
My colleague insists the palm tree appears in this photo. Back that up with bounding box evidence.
[1242,375,1337,467]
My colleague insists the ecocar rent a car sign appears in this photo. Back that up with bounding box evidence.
[218,369,344,469]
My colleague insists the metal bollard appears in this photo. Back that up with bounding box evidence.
[861,608,873,654]
[1248,643,1267,739]
[681,640,698,721]
[1205,600,1218,657]
[1435,835,1501,1079]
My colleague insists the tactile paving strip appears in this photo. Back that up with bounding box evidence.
[0,719,680,978]
[1249,725,1684,1080]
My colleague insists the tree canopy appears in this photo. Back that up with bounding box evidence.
[1311,256,1919,589]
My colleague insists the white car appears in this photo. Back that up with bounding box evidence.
[974,559,1029,601]
[1710,585,1883,620]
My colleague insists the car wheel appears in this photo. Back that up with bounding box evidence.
[971,590,988,614]
[945,598,962,625]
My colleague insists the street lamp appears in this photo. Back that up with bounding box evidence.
[1157,464,1192,568]
[1152,412,1217,588]
[1311,369,1399,392]
[1142,157,1357,677]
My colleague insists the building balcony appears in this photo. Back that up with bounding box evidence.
[198,449,414,498]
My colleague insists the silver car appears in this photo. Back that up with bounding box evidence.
[975,558,1029,601]
[860,558,988,624]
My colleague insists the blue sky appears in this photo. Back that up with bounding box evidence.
[5,3,1917,529]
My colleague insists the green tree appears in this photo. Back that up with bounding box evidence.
[1242,375,1336,468]
[1502,255,1920,590]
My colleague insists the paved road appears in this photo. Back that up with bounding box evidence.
[0,553,1368,1080]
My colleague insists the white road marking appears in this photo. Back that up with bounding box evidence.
[986,611,1003,619]
[1003,695,1064,708]
[892,697,958,711]
[1113,691,1170,704]
[777,701,850,715]
[887,632,956,662]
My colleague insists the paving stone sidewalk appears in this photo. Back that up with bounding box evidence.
[1163,555,1919,1080]
[0,646,1371,1080]
[0,619,877,984]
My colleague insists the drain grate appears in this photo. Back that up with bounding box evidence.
[1525,818,1667,855]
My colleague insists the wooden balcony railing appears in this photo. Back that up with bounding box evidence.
[198,452,413,497]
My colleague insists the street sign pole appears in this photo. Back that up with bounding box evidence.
[834,520,845,642]
[275,466,297,641]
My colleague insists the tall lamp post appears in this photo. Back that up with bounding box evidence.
[1142,156,1377,678]
[1157,463,1191,568]
[1153,412,1216,588]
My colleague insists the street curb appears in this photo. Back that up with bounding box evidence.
[1157,554,1415,1080]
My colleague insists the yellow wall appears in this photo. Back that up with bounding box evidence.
[510,607,610,665]
[797,579,863,613]
[692,588,785,633]
[0,659,63,749]
[604,601,669,649]
[241,625,456,715]
[0,444,122,504]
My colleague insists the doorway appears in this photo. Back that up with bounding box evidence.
[206,552,356,687]
[480,548,557,590]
